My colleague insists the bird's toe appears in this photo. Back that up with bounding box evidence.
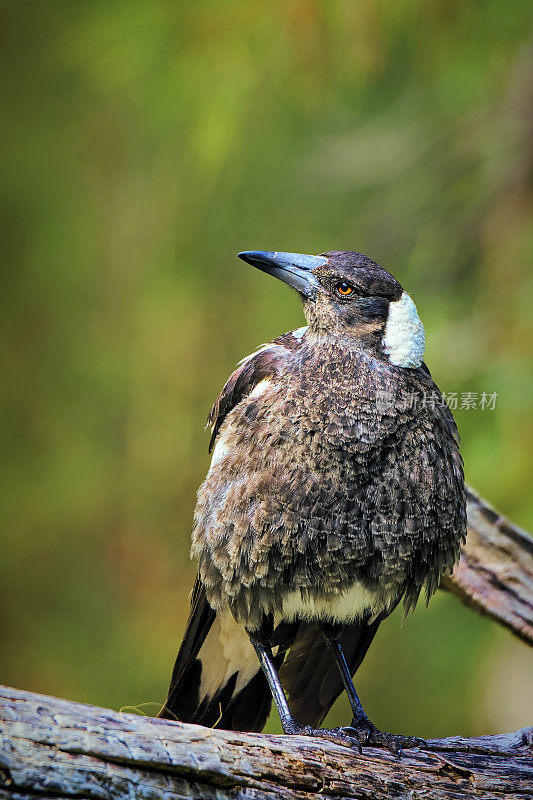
[289,724,363,753]
[344,721,427,756]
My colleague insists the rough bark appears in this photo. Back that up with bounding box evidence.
[1,685,532,800]
[443,486,533,645]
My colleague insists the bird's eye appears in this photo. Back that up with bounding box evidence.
[335,282,354,297]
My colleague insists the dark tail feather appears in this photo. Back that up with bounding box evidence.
[159,577,216,722]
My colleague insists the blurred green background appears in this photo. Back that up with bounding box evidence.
[1,1,532,738]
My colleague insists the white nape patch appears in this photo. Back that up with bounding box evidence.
[282,582,382,624]
[199,612,265,701]
[382,291,425,368]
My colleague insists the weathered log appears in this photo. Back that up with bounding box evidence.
[0,685,531,800]
[444,487,533,645]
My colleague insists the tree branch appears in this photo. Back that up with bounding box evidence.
[1,685,532,800]
[443,486,533,645]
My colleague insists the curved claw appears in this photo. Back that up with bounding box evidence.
[344,722,427,756]
[327,727,363,754]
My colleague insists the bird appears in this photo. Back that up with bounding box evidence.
[159,249,467,753]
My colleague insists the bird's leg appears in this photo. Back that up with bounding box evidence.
[247,626,362,752]
[320,622,427,756]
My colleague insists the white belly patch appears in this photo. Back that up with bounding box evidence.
[281,582,384,624]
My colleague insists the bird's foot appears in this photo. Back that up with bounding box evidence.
[343,717,427,756]
[283,721,363,753]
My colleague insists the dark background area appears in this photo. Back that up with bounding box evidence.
[1,1,532,737]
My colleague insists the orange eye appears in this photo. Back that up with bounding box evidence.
[335,282,354,296]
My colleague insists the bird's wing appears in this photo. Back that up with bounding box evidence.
[207,327,307,451]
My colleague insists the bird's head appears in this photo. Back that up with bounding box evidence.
[238,250,425,368]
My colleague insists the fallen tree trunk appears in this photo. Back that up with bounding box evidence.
[1,685,532,800]
[444,486,533,644]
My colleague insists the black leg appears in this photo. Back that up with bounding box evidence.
[320,623,427,756]
[247,630,362,752]
[248,636,296,733]
[321,626,368,725]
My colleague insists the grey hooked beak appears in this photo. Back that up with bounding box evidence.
[238,251,327,298]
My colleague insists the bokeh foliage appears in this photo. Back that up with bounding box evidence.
[1,1,532,737]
